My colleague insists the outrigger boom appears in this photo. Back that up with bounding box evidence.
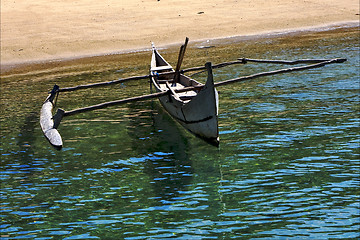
[40,46,347,149]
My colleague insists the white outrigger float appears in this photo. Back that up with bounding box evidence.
[40,38,346,149]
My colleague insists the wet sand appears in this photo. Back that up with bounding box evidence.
[1,0,358,74]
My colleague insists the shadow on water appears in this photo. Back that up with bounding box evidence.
[11,111,39,181]
[17,111,38,152]
[127,100,194,202]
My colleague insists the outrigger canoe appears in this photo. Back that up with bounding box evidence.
[39,36,346,150]
[150,44,219,146]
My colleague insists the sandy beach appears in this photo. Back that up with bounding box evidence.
[1,0,358,70]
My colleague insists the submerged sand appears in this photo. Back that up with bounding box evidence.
[1,0,359,69]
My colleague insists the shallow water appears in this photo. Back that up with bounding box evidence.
[1,29,359,239]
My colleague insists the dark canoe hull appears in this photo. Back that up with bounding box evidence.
[151,46,219,146]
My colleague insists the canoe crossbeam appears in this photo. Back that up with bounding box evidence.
[54,57,346,94]
[47,57,347,121]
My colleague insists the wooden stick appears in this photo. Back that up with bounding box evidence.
[176,58,347,91]
[56,58,345,93]
[55,58,345,119]
[174,37,189,84]
[57,59,243,93]
[185,58,346,76]
[58,74,151,93]
[184,60,244,75]
[175,37,189,71]
[238,58,347,65]
[62,91,170,117]
[214,58,346,87]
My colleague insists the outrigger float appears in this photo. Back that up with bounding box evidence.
[40,38,347,149]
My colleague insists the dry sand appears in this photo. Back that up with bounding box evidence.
[1,0,359,69]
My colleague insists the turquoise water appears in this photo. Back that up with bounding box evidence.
[1,29,359,239]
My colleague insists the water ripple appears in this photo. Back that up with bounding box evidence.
[1,29,359,239]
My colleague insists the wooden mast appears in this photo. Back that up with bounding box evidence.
[173,37,189,85]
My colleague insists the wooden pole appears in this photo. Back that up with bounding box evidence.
[56,58,346,93]
[174,37,189,84]
[183,60,244,74]
[238,58,346,65]
[62,91,170,117]
[57,58,242,93]
[173,58,347,92]
[175,38,189,72]
[57,58,345,118]
[214,58,347,87]
[58,74,151,93]
[185,58,346,76]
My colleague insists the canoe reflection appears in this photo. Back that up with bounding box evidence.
[127,101,193,201]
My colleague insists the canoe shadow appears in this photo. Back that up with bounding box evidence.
[127,100,194,200]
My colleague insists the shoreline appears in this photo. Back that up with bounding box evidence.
[2,0,358,73]
[1,21,358,74]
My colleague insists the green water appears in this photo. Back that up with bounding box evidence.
[1,28,359,239]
